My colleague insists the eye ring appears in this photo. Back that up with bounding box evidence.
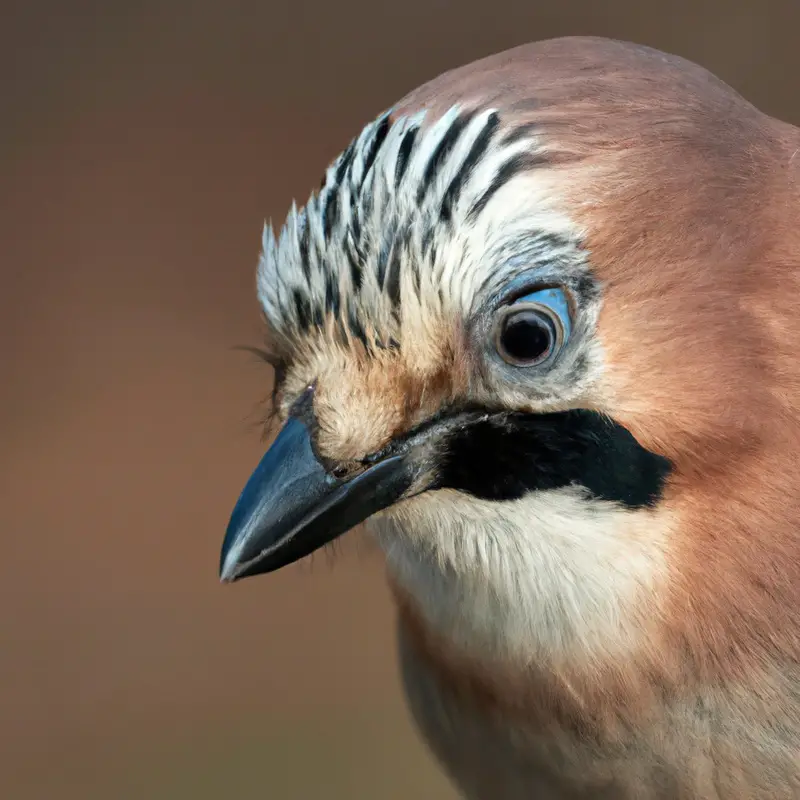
[492,287,571,367]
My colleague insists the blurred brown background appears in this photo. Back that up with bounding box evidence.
[3,1,800,797]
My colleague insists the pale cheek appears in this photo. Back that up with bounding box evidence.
[370,488,672,664]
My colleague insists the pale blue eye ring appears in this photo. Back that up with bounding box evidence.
[515,287,572,343]
[493,287,571,367]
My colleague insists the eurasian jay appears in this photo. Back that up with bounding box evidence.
[220,36,800,798]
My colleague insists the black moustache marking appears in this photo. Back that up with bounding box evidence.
[434,409,672,508]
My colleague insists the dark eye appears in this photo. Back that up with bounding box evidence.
[495,308,556,365]
[493,287,571,367]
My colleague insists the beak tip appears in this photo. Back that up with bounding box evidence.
[219,541,243,583]
[218,417,417,588]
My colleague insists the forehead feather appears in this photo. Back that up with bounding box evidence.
[256,104,583,357]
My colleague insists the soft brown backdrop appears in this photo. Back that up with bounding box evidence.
[3,1,800,798]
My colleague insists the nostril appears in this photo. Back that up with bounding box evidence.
[331,464,350,479]
[288,380,317,420]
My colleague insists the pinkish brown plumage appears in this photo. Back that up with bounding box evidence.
[222,37,800,798]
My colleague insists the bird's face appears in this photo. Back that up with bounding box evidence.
[220,66,784,663]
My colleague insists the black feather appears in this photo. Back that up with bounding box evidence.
[436,409,672,508]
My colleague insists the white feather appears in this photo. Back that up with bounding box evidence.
[370,486,670,666]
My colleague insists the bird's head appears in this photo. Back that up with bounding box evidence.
[220,38,800,668]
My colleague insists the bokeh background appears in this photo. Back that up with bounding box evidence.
[4,1,800,797]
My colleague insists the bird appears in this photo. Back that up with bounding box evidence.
[219,36,800,798]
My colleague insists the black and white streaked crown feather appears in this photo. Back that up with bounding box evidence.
[257,105,585,353]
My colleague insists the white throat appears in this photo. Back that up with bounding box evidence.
[369,486,669,666]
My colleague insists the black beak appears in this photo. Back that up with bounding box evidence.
[219,415,418,582]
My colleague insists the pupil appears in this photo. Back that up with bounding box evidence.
[501,310,553,363]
